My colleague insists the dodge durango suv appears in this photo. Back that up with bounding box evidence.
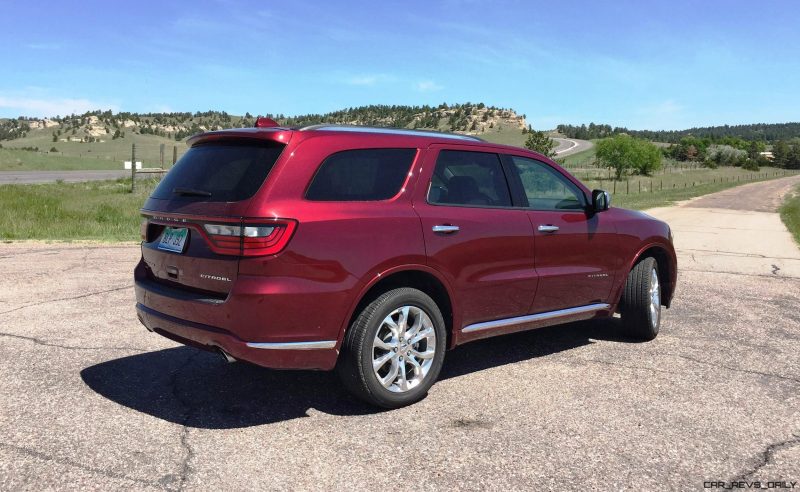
[134,121,677,408]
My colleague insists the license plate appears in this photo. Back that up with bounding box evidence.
[158,227,188,253]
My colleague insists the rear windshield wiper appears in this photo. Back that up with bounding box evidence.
[172,187,212,197]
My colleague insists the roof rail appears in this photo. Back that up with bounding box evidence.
[298,124,484,142]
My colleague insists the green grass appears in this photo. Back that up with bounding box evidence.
[0,147,133,171]
[571,165,797,209]
[479,127,528,146]
[1,130,187,170]
[780,183,800,247]
[556,146,596,167]
[0,179,158,241]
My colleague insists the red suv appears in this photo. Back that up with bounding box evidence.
[135,123,676,408]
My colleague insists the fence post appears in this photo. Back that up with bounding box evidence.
[613,180,616,194]
[172,145,177,166]
[627,180,629,194]
[638,181,641,194]
[130,142,136,193]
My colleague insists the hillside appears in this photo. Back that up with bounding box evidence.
[0,103,529,167]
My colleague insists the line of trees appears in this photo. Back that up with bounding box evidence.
[662,136,800,170]
[558,122,800,143]
[771,141,800,169]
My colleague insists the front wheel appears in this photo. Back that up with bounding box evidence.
[336,288,446,408]
[620,257,661,340]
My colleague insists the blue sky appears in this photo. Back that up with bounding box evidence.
[0,0,798,130]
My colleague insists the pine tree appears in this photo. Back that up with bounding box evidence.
[524,129,557,158]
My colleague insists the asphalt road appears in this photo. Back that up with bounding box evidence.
[0,170,161,185]
[1,177,799,490]
[552,137,593,156]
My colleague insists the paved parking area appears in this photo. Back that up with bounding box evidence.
[1,177,799,490]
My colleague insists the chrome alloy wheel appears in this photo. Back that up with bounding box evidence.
[649,268,661,327]
[372,305,436,393]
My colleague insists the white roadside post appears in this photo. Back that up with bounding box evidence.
[130,143,136,193]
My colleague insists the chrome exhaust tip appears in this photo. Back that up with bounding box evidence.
[216,348,237,364]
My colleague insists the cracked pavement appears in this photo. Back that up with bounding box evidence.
[1,176,799,490]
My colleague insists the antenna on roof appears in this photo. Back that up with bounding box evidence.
[255,116,279,128]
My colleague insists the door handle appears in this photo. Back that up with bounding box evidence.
[538,224,560,233]
[432,225,460,234]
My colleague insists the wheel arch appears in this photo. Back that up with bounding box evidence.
[338,266,458,349]
[625,243,676,308]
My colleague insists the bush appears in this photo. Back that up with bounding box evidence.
[49,147,58,153]
[706,145,747,167]
[742,159,760,171]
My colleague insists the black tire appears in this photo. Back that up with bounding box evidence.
[336,288,446,409]
[619,257,661,340]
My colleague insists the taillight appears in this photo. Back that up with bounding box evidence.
[140,218,148,241]
[202,223,242,254]
[202,220,297,256]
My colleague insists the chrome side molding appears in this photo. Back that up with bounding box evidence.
[246,340,337,350]
[462,303,611,334]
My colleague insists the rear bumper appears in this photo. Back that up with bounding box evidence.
[135,303,339,370]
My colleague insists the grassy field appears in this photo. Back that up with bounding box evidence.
[0,179,158,241]
[1,168,798,242]
[0,148,138,171]
[1,132,188,171]
[480,128,528,147]
[780,183,800,246]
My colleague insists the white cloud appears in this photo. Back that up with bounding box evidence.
[415,80,444,92]
[0,96,119,118]
[26,43,61,50]
[343,74,394,86]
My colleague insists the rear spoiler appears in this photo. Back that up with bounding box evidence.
[186,128,293,147]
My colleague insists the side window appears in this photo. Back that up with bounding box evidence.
[306,148,416,201]
[428,150,512,207]
[510,156,586,211]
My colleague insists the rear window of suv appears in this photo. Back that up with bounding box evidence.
[151,140,285,202]
[306,148,417,201]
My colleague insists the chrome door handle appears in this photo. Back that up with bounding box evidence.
[432,225,460,234]
[538,224,560,233]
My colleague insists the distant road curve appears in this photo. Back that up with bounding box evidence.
[0,170,141,185]
[552,137,593,156]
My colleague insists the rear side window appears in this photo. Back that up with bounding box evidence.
[306,148,416,201]
[151,140,285,202]
[428,150,512,207]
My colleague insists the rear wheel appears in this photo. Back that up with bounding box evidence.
[337,288,446,408]
[620,257,661,340]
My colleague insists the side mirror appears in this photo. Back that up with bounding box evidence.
[591,189,611,212]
